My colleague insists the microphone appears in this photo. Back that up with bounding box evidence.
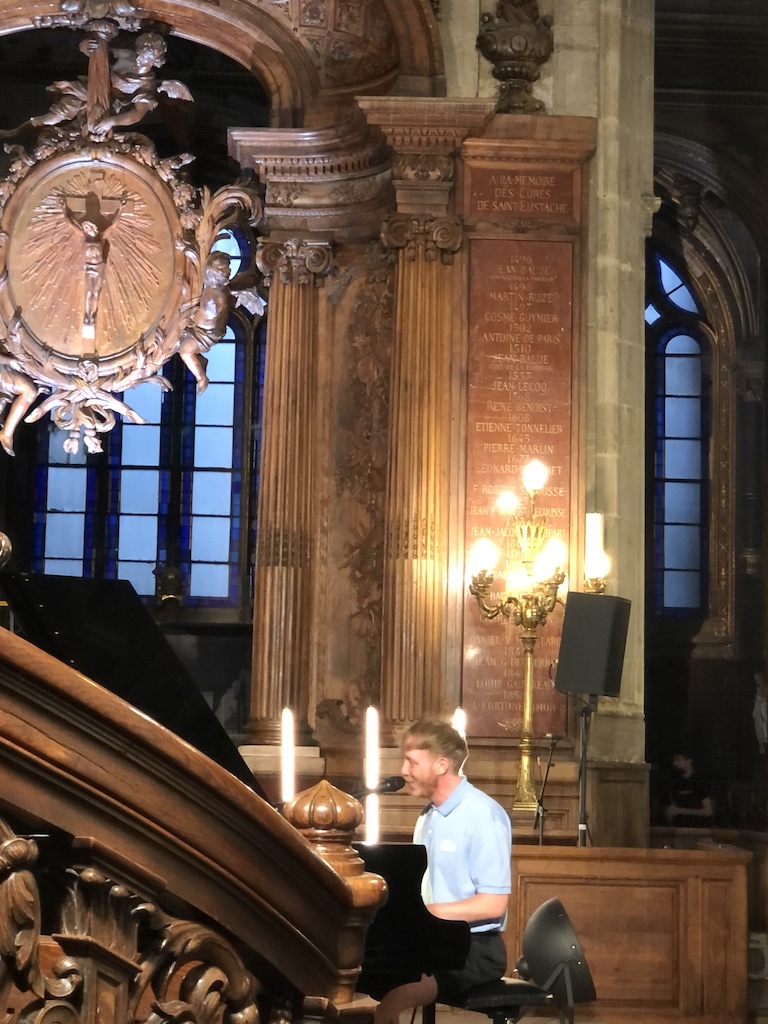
[544,733,565,741]
[351,775,406,799]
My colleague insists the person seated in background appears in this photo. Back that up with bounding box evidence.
[662,753,714,826]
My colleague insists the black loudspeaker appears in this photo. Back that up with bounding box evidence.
[0,572,266,799]
[554,592,631,697]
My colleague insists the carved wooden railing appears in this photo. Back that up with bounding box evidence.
[0,627,385,1024]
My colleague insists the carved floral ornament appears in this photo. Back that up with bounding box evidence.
[0,4,264,456]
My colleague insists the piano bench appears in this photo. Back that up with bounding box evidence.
[424,977,556,1024]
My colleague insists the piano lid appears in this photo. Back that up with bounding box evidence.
[0,572,267,799]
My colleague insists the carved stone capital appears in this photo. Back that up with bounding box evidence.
[256,240,334,288]
[381,214,462,263]
[476,1,554,114]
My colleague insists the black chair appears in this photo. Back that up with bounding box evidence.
[423,897,596,1024]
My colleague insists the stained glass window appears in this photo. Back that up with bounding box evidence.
[647,252,709,614]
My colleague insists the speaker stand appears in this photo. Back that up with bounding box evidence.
[577,697,597,847]
[533,734,559,844]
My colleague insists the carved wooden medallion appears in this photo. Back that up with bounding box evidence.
[0,18,263,456]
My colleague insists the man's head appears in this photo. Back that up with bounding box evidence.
[400,717,468,802]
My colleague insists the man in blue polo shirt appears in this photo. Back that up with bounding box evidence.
[374,716,512,1024]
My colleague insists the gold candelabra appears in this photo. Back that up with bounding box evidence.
[469,461,566,812]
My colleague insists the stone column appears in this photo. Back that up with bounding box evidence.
[359,99,491,738]
[248,240,332,745]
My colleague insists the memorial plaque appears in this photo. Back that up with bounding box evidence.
[463,238,573,739]
[467,166,577,227]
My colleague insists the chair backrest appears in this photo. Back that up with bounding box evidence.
[515,897,596,1005]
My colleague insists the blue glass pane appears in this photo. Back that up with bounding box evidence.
[194,427,233,468]
[45,513,85,557]
[664,570,700,608]
[48,430,86,466]
[191,516,231,562]
[664,482,701,524]
[44,558,83,576]
[665,397,700,438]
[122,425,160,465]
[666,334,700,355]
[196,384,235,427]
[664,439,701,479]
[665,356,701,396]
[664,524,700,569]
[118,515,158,560]
[659,257,684,294]
[47,467,87,512]
[120,470,160,513]
[668,284,699,313]
[192,472,232,515]
[645,304,662,325]
[190,562,230,598]
[122,382,164,424]
[118,561,157,597]
[206,343,236,382]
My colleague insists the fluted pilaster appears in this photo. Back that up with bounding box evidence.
[357,99,490,737]
[379,214,461,732]
[247,239,332,745]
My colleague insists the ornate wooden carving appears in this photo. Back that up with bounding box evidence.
[0,18,262,455]
[0,625,377,1009]
[0,816,265,1024]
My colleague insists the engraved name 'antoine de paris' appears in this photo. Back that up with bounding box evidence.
[0,15,263,455]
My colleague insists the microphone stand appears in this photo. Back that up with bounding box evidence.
[533,735,558,845]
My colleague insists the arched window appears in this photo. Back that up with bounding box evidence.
[646,251,709,615]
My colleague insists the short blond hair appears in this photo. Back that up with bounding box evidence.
[401,716,468,773]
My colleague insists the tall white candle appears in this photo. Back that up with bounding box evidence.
[585,512,610,580]
[365,794,380,845]
[364,706,380,844]
[452,707,467,737]
[281,707,295,804]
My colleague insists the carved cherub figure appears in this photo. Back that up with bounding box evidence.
[0,354,40,456]
[178,251,231,394]
[93,32,193,136]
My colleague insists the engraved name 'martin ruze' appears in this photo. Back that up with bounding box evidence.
[463,238,573,736]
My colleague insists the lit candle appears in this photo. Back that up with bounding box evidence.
[452,707,467,737]
[281,707,295,804]
[585,513,610,581]
[364,706,380,844]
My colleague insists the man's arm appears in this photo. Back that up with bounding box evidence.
[427,892,509,923]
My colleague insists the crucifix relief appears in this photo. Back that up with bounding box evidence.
[61,182,130,339]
